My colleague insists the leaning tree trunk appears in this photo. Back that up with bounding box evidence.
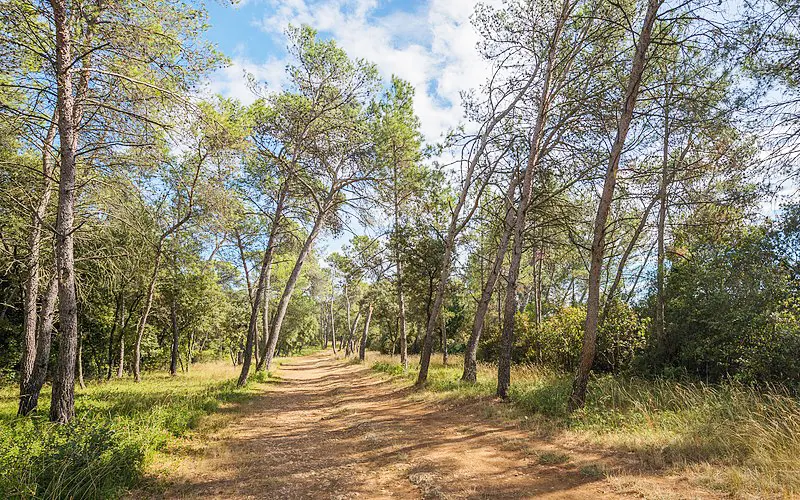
[496,0,571,399]
[416,72,535,386]
[262,204,328,371]
[19,109,58,413]
[255,282,267,369]
[496,223,528,398]
[49,0,80,424]
[569,0,661,412]
[359,303,373,361]
[133,248,162,382]
[18,276,57,415]
[462,170,519,383]
[345,309,361,357]
[238,245,272,386]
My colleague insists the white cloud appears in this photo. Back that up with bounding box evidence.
[247,0,499,142]
[205,57,288,105]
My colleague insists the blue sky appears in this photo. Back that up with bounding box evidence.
[203,0,496,142]
[201,0,498,255]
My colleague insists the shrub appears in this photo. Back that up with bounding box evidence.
[516,301,648,373]
[647,224,800,387]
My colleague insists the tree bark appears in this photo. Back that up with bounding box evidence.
[19,109,58,410]
[49,0,80,424]
[569,0,661,411]
[18,275,57,415]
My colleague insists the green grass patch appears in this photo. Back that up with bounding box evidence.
[0,361,272,499]
[365,352,800,497]
[537,451,571,465]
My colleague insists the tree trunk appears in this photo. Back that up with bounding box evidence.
[330,295,337,355]
[19,109,58,409]
[263,204,328,371]
[106,292,123,380]
[117,294,126,378]
[569,0,661,412]
[496,0,569,397]
[238,245,272,386]
[256,251,273,371]
[133,248,162,382]
[393,162,408,370]
[346,309,361,357]
[462,170,519,382]
[416,68,535,386]
[359,303,373,361]
[343,283,353,355]
[169,296,180,376]
[254,297,261,369]
[396,296,406,359]
[49,0,80,424]
[18,275,58,415]
[602,194,659,319]
[655,100,670,354]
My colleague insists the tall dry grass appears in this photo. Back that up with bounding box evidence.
[366,352,800,496]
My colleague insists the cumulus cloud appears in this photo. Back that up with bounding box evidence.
[205,56,288,105]
[244,0,499,142]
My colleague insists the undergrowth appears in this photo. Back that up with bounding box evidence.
[369,353,800,497]
[0,361,272,499]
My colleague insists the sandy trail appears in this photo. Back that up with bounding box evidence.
[150,353,714,499]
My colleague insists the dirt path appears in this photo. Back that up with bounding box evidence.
[148,353,715,499]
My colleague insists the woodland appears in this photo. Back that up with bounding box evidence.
[1,0,800,497]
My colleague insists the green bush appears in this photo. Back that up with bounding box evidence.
[515,301,648,373]
[648,224,800,387]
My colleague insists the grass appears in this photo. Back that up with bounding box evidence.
[0,360,277,499]
[368,352,800,497]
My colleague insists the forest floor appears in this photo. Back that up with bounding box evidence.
[134,352,721,499]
